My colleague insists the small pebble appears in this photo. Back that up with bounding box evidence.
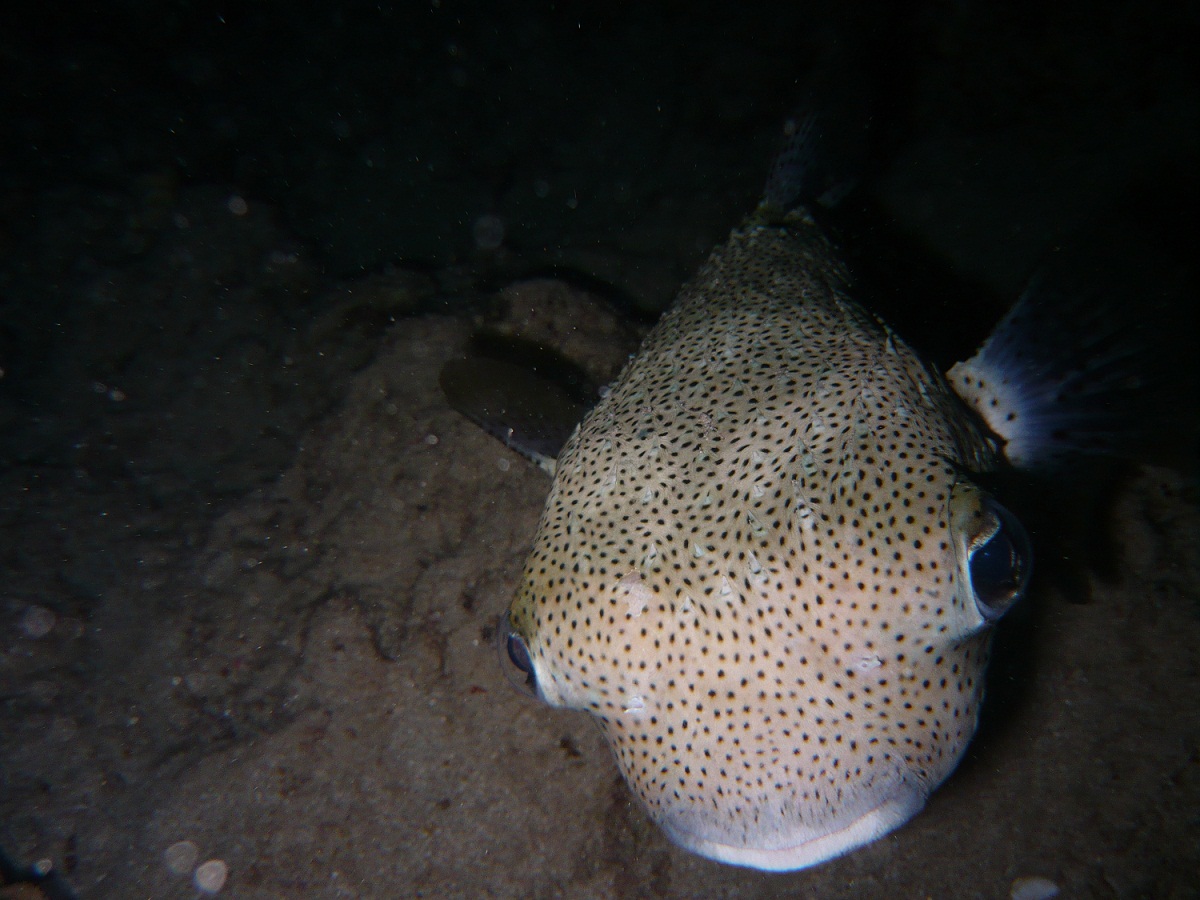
[19,605,56,639]
[163,839,198,875]
[227,195,249,216]
[194,858,228,894]
[1011,875,1060,900]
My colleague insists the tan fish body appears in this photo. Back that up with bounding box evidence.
[504,207,1033,870]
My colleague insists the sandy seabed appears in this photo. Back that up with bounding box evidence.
[1,204,1197,897]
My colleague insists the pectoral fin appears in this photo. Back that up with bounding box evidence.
[439,356,590,476]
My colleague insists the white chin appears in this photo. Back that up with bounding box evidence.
[659,790,926,872]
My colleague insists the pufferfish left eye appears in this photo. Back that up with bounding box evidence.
[967,497,1033,622]
[497,612,538,697]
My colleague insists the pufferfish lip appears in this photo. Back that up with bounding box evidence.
[658,787,926,872]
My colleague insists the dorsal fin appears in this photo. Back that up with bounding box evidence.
[759,65,874,220]
[949,211,1197,471]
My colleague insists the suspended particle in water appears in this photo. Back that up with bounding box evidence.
[472,214,505,251]
[19,605,56,639]
[163,840,199,875]
[1010,877,1059,900]
[194,858,228,894]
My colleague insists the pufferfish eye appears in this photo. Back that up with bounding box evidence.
[967,497,1033,622]
[497,611,538,698]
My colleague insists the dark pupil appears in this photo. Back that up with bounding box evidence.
[970,526,1021,611]
[507,633,534,677]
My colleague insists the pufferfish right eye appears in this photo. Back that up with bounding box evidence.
[967,496,1033,622]
[497,612,538,698]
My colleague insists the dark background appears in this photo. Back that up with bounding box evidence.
[0,2,1197,897]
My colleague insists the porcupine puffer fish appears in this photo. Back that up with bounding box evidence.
[487,115,1145,872]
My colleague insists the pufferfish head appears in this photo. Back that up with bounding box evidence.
[502,439,1032,871]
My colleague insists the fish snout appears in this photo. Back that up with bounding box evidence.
[654,766,929,871]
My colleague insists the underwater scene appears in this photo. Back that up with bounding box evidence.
[1,2,1197,898]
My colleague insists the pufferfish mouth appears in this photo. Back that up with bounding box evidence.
[657,785,926,872]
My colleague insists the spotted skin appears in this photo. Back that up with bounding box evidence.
[507,209,1013,871]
